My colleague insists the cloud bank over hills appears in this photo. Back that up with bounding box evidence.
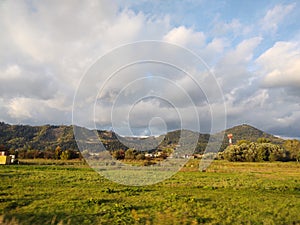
[0,1,299,139]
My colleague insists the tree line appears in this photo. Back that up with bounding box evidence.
[220,138,300,162]
[6,146,81,160]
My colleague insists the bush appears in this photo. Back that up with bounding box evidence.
[256,143,270,161]
[269,147,287,162]
[243,143,258,162]
[257,137,271,143]
[60,150,71,160]
[135,153,145,160]
[124,148,135,160]
[284,140,300,162]
[236,140,251,146]
[223,142,287,162]
[223,145,244,162]
[112,149,125,160]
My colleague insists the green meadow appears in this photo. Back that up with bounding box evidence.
[0,160,300,225]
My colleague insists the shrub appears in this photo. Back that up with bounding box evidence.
[284,139,300,162]
[60,150,71,160]
[125,148,135,160]
[257,138,271,143]
[223,145,243,162]
[135,153,145,160]
[112,149,125,160]
[223,142,287,162]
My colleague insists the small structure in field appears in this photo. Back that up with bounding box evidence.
[227,133,233,146]
[0,150,17,165]
[0,150,10,165]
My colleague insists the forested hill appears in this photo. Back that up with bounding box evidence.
[0,122,77,151]
[0,122,285,152]
[220,124,284,147]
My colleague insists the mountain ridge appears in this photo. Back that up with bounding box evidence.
[0,122,285,153]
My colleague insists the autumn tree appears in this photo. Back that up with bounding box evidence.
[60,150,71,160]
[55,146,62,159]
[223,142,287,162]
[125,148,135,160]
[236,140,251,146]
[112,149,125,160]
[284,139,300,162]
[257,137,271,143]
[135,152,145,160]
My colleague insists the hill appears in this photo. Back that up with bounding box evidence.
[0,122,285,153]
[0,122,77,151]
[223,124,284,145]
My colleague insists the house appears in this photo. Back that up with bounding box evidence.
[0,150,17,165]
[0,150,10,165]
[145,153,153,158]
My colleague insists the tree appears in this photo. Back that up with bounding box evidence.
[256,143,270,161]
[223,145,243,162]
[269,145,287,162]
[136,152,145,160]
[125,148,135,160]
[55,146,62,160]
[112,149,125,160]
[223,142,287,162]
[60,150,71,160]
[0,144,6,152]
[68,149,80,159]
[257,138,270,143]
[44,148,54,159]
[284,140,300,162]
[243,142,258,162]
[236,140,251,146]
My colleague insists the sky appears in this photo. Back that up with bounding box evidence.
[0,0,300,138]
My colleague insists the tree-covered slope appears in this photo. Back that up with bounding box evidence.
[0,122,77,151]
[224,124,283,144]
[0,122,285,153]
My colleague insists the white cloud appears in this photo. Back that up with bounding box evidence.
[0,0,172,127]
[260,3,295,33]
[225,89,269,116]
[0,1,299,138]
[0,65,22,79]
[8,98,32,119]
[163,26,205,48]
[214,37,263,92]
[0,64,58,100]
[4,96,70,125]
[204,38,225,55]
[256,41,300,88]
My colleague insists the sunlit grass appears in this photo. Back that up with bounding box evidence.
[0,160,299,224]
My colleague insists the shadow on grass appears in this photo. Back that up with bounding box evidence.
[2,201,153,225]
[2,212,97,225]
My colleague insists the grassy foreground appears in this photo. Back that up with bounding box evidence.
[0,159,300,225]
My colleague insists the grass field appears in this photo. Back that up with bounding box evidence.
[0,159,300,225]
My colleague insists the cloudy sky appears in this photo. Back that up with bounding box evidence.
[1,0,300,138]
